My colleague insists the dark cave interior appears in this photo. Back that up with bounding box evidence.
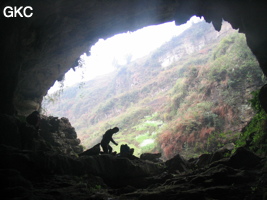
[0,1,267,199]
[0,0,267,116]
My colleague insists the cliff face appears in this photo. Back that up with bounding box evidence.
[159,22,233,68]
[44,21,265,159]
[45,21,236,122]
[1,0,267,116]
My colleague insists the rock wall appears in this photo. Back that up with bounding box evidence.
[39,116,83,155]
[0,114,82,156]
[0,0,267,115]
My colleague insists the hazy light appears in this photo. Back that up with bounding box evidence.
[139,139,155,147]
[48,16,203,94]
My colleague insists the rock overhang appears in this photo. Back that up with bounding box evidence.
[0,0,267,115]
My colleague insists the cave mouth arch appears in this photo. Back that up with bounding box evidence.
[1,0,266,118]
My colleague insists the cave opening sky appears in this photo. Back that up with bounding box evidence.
[48,16,203,94]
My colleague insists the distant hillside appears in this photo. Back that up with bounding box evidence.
[43,21,265,160]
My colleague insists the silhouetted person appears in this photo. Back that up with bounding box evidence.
[26,111,40,131]
[101,127,119,154]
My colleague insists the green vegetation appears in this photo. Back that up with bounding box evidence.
[235,91,267,156]
[43,21,266,160]
[206,131,238,152]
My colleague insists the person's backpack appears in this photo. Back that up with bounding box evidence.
[120,144,130,156]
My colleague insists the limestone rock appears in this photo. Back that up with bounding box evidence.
[78,154,164,181]
[228,147,262,169]
[259,83,267,113]
[39,115,83,155]
[140,153,162,163]
[79,143,101,157]
[165,154,189,173]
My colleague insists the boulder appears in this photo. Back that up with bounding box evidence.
[140,153,162,163]
[196,143,235,168]
[228,147,262,169]
[39,116,83,155]
[79,143,101,157]
[195,153,213,168]
[165,154,189,173]
[78,154,164,181]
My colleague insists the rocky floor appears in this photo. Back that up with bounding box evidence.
[1,115,266,200]
[3,153,266,200]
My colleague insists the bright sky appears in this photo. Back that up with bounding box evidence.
[48,16,203,94]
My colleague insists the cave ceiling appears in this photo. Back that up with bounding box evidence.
[0,0,267,115]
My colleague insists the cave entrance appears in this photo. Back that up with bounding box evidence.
[42,16,264,160]
[48,16,202,94]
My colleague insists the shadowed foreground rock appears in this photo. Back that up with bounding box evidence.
[1,114,267,200]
